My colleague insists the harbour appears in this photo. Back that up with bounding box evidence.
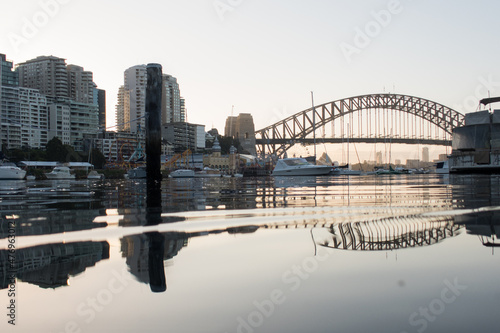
[1,174,500,332]
[2,1,500,332]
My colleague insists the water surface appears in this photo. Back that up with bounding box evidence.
[1,175,499,333]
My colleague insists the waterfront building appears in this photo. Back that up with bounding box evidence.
[66,64,95,104]
[202,137,238,173]
[224,113,257,155]
[17,55,69,99]
[94,130,145,164]
[116,66,186,134]
[115,85,127,132]
[1,54,48,149]
[14,55,101,150]
[162,74,183,124]
[449,109,500,173]
[19,87,48,149]
[123,65,146,133]
[97,89,106,130]
[162,122,205,153]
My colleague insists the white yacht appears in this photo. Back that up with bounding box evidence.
[45,166,75,180]
[194,167,222,178]
[331,164,362,176]
[170,169,195,178]
[0,164,27,180]
[272,158,332,176]
[435,160,449,174]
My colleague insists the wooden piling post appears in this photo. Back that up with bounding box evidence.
[146,63,163,182]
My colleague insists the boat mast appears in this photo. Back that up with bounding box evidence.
[311,92,316,160]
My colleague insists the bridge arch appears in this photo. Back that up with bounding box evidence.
[255,93,464,156]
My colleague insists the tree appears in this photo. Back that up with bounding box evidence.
[90,148,106,169]
[46,137,67,162]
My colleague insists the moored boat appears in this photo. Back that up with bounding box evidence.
[170,169,195,178]
[0,163,27,180]
[194,167,221,178]
[272,157,332,176]
[45,166,75,180]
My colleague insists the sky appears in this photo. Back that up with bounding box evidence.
[2,0,500,162]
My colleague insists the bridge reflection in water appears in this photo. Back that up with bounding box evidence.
[312,216,462,251]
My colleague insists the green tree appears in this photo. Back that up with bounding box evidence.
[46,137,67,162]
[64,144,82,162]
[90,148,106,169]
[218,135,243,154]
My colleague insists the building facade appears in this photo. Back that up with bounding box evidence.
[161,122,205,153]
[19,88,48,149]
[12,54,101,151]
[162,74,183,124]
[1,54,49,149]
[97,89,106,130]
[224,113,256,155]
[17,55,69,99]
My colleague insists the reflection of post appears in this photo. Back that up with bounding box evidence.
[146,180,166,292]
[146,63,163,182]
[147,231,166,293]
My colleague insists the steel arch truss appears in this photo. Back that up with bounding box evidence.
[255,93,464,156]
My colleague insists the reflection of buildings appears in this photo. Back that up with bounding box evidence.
[121,234,187,284]
[120,227,259,291]
[0,209,105,238]
[0,241,109,289]
[450,175,500,247]
[454,211,500,247]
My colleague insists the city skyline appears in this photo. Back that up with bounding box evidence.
[3,1,500,131]
[2,1,500,162]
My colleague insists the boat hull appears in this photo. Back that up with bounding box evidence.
[170,169,195,178]
[272,166,332,176]
[0,166,27,180]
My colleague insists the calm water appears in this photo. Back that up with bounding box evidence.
[1,174,499,333]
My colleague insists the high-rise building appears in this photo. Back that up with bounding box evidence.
[180,97,186,122]
[19,88,48,149]
[162,74,182,124]
[422,147,429,163]
[224,113,256,155]
[66,65,95,104]
[17,55,69,99]
[125,65,146,133]
[0,54,21,149]
[1,54,18,87]
[117,66,185,134]
[16,55,101,150]
[97,89,106,130]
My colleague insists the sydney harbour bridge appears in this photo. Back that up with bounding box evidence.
[255,93,465,156]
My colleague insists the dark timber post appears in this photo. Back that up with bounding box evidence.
[146,63,162,182]
[145,63,165,292]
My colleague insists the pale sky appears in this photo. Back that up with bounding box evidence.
[2,0,500,162]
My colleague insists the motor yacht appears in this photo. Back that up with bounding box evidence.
[0,163,27,180]
[170,169,195,178]
[272,158,332,176]
[45,166,75,180]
